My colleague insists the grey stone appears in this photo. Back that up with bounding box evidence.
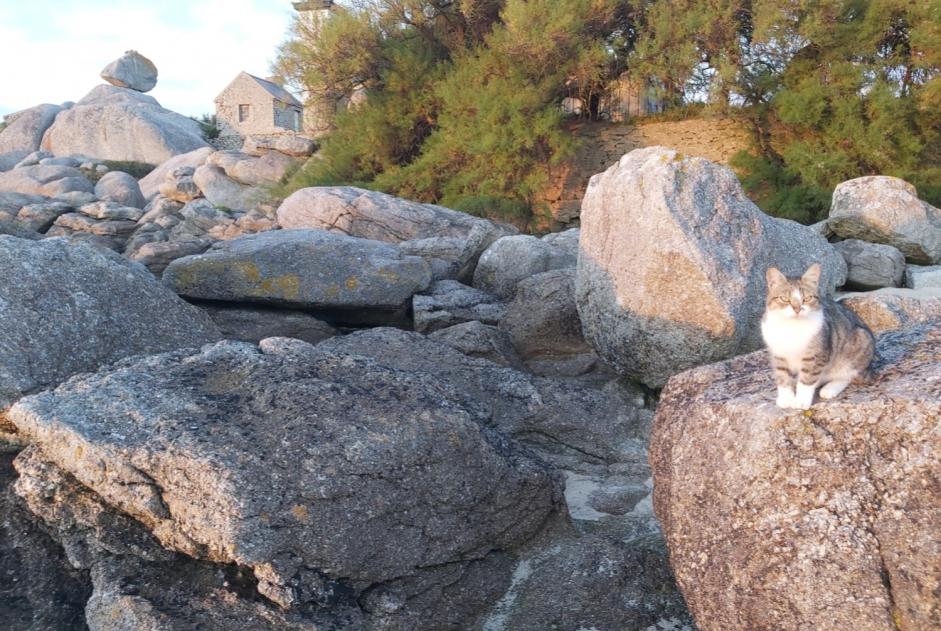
[94,170,145,208]
[0,190,45,216]
[139,146,214,201]
[78,200,145,222]
[9,338,562,609]
[0,164,94,197]
[41,85,208,164]
[16,200,72,232]
[0,103,64,153]
[54,190,97,207]
[163,229,432,319]
[39,156,83,167]
[207,149,300,187]
[193,164,267,211]
[829,176,941,264]
[0,150,29,172]
[100,50,159,92]
[0,453,91,631]
[576,146,847,388]
[412,280,506,333]
[276,187,515,281]
[13,149,53,168]
[428,321,524,369]
[473,235,555,299]
[318,328,651,468]
[0,236,221,412]
[499,268,589,360]
[650,322,941,631]
[200,305,338,345]
[0,218,42,240]
[833,238,906,290]
[838,287,941,333]
[125,239,212,276]
[905,264,941,290]
[243,135,316,157]
[480,530,694,631]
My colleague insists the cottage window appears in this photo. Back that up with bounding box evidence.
[238,104,251,122]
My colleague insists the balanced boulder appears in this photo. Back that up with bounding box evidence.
[100,50,158,93]
[650,322,941,631]
[576,147,846,387]
[829,176,941,264]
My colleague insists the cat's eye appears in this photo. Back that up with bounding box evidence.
[803,296,815,303]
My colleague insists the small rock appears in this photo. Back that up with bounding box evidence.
[428,321,524,368]
[829,175,941,264]
[412,280,506,333]
[833,238,906,289]
[905,264,941,290]
[93,171,145,208]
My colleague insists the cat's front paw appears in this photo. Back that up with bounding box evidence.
[793,383,816,410]
[775,387,796,408]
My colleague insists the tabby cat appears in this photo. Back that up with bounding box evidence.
[761,263,875,409]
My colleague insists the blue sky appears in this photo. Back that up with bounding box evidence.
[0,0,299,117]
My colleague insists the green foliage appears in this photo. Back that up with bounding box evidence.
[636,0,941,222]
[191,113,221,142]
[276,0,629,225]
[277,0,941,225]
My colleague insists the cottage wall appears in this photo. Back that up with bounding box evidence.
[215,76,277,138]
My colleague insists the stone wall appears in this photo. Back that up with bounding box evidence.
[538,117,750,226]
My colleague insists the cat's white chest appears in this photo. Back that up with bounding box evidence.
[761,310,824,368]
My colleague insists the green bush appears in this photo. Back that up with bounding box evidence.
[100,161,156,179]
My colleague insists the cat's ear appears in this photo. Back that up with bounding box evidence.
[766,267,787,289]
[802,263,821,288]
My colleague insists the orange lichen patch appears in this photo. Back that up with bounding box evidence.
[291,504,310,522]
[253,274,301,300]
[345,277,359,290]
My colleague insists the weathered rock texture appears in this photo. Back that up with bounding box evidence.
[0,453,91,630]
[138,146,214,201]
[834,238,906,289]
[163,229,432,320]
[412,280,506,333]
[0,236,221,412]
[276,187,514,281]
[472,232,577,299]
[840,288,941,333]
[905,264,941,290]
[0,103,65,154]
[650,322,941,631]
[100,50,158,92]
[200,305,337,345]
[94,170,145,208]
[9,337,562,614]
[576,146,846,387]
[0,164,94,197]
[41,85,208,164]
[829,176,941,264]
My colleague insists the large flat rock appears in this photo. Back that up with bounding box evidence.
[9,337,562,610]
[650,322,941,631]
[163,229,432,314]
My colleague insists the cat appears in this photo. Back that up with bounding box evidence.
[761,263,875,410]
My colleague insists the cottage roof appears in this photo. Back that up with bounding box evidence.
[244,73,303,107]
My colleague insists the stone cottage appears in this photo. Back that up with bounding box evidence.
[214,71,304,149]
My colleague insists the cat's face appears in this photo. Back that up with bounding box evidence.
[765,264,822,319]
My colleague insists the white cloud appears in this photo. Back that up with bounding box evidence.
[0,0,297,117]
